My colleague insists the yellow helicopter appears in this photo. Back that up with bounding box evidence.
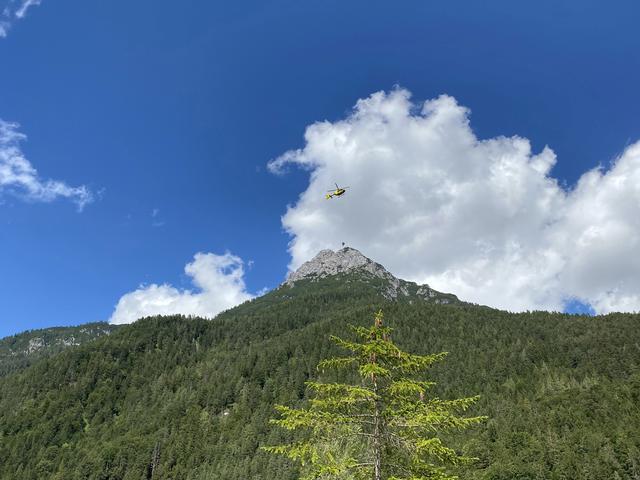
[325,183,350,199]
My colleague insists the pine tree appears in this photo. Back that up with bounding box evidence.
[264,310,486,480]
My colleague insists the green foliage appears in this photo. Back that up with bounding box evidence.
[0,275,638,479]
[266,310,485,479]
[0,322,119,377]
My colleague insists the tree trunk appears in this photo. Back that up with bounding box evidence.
[372,312,383,480]
[373,389,382,480]
[147,442,161,479]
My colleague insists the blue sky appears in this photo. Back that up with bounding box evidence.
[1,0,639,336]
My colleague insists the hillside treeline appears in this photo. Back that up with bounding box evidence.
[0,278,638,479]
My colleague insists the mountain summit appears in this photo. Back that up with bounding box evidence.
[285,247,458,303]
[286,247,392,284]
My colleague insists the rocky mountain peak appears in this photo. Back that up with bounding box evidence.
[285,247,395,285]
[284,247,459,304]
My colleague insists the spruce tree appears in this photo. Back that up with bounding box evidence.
[264,310,486,480]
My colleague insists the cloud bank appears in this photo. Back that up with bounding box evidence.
[0,0,42,37]
[270,88,640,314]
[0,120,93,209]
[109,252,254,325]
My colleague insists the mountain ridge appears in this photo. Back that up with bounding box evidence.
[284,247,460,304]
[0,322,119,377]
[0,248,460,379]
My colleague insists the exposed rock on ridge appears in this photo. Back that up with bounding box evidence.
[286,247,393,283]
[285,247,457,303]
[0,323,118,377]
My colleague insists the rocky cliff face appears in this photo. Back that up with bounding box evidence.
[286,247,394,283]
[284,247,458,303]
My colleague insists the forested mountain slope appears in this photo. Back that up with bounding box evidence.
[0,250,639,479]
[0,322,119,377]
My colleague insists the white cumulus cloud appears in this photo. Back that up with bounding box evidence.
[109,252,255,325]
[0,119,93,209]
[0,0,42,37]
[270,88,640,314]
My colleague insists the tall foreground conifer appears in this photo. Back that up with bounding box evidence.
[265,310,486,480]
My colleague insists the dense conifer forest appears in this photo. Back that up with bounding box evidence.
[0,323,119,378]
[0,275,638,479]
